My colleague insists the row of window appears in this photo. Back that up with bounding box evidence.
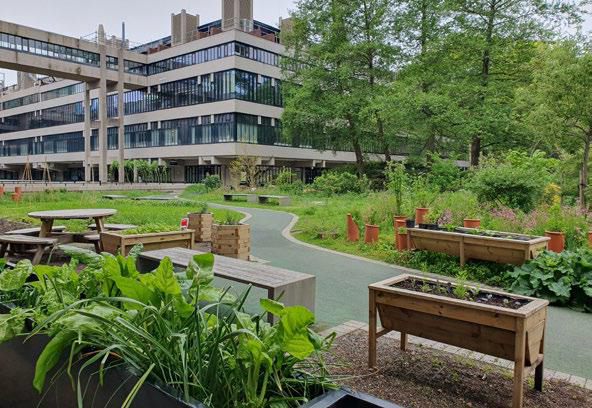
[0,113,291,156]
[0,69,282,134]
[1,83,86,110]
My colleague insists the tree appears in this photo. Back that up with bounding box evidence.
[229,156,260,188]
[449,0,589,166]
[517,41,592,208]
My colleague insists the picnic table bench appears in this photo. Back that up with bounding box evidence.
[223,193,257,203]
[137,247,315,323]
[0,235,57,265]
[6,226,66,236]
[88,223,137,231]
[258,195,292,206]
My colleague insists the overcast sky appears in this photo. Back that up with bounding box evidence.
[1,0,590,86]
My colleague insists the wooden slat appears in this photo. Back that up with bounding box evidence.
[0,234,57,245]
[139,247,313,289]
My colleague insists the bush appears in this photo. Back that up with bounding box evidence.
[203,175,222,191]
[275,169,304,194]
[468,157,547,212]
[184,183,208,195]
[426,155,463,192]
[312,171,368,195]
[505,249,592,312]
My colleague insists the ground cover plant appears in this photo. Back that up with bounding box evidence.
[0,190,239,233]
[0,248,335,407]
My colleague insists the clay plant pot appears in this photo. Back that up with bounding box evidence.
[393,216,407,240]
[396,231,408,251]
[14,186,22,195]
[0,186,4,196]
[415,208,429,225]
[11,193,21,202]
[545,231,565,253]
[364,224,379,244]
[464,219,481,228]
[589,231,592,249]
[346,214,360,242]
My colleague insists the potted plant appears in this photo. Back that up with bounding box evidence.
[544,208,565,253]
[369,274,549,408]
[346,210,361,242]
[364,211,380,244]
[396,226,408,251]
[101,223,195,256]
[212,212,250,260]
[187,202,213,243]
[418,211,439,230]
[463,211,481,228]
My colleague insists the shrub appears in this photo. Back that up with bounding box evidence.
[505,249,592,312]
[385,162,407,215]
[203,175,222,191]
[275,169,304,194]
[426,155,463,192]
[468,156,547,212]
[185,183,208,195]
[312,171,368,195]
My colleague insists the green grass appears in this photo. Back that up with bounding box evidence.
[0,190,241,232]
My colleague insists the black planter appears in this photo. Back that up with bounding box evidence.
[300,389,403,407]
[405,220,416,228]
[0,304,206,408]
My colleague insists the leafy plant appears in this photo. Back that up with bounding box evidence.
[312,171,368,195]
[193,202,209,214]
[221,212,243,225]
[121,224,180,235]
[203,174,222,191]
[385,162,407,215]
[505,249,592,312]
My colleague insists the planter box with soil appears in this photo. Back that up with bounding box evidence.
[101,230,195,256]
[407,227,549,266]
[188,213,213,243]
[211,223,250,260]
[369,274,548,408]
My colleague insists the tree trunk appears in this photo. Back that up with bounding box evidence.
[580,136,591,210]
[377,115,391,162]
[470,137,481,167]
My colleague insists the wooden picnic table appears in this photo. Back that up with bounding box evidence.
[28,209,117,238]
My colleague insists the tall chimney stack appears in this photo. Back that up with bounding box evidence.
[221,0,253,31]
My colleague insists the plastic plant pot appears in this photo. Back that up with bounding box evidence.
[544,231,565,253]
[405,219,416,228]
[464,219,481,228]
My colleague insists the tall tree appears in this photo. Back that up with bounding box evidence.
[517,41,592,208]
[450,0,589,166]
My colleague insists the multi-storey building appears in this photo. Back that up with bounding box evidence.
[0,0,386,185]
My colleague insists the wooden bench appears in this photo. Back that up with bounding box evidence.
[6,226,66,236]
[137,247,315,323]
[88,223,137,231]
[258,195,292,206]
[0,235,57,265]
[223,193,257,203]
[82,234,102,253]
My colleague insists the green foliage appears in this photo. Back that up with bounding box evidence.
[426,155,463,192]
[121,224,180,235]
[385,162,407,215]
[184,183,208,195]
[221,212,243,225]
[468,156,548,212]
[506,249,592,312]
[312,171,368,196]
[203,175,222,191]
[275,169,305,194]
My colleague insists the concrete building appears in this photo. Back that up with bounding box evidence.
[0,0,384,185]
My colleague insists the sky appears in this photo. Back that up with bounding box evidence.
[0,0,591,87]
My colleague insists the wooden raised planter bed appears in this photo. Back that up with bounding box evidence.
[188,213,213,242]
[101,230,195,256]
[369,274,548,408]
[407,227,549,266]
[211,223,250,260]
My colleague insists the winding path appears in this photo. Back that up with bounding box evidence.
[211,203,592,380]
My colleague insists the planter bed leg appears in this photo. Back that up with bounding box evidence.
[459,237,465,266]
[369,291,377,368]
[512,320,526,408]
[534,326,546,392]
[400,333,408,351]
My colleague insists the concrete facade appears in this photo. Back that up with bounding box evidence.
[0,2,386,185]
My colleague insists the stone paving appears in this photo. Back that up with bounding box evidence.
[210,203,592,380]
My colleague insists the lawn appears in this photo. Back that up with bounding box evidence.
[0,190,241,232]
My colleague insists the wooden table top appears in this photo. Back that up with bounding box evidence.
[28,209,117,220]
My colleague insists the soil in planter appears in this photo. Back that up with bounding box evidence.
[393,278,530,310]
[326,330,591,408]
[457,228,533,241]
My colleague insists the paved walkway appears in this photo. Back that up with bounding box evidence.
[210,204,592,380]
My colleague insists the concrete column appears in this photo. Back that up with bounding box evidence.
[98,45,108,183]
[117,47,125,183]
[83,83,92,182]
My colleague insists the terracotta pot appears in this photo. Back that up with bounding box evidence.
[463,219,481,228]
[589,231,592,249]
[545,231,565,253]
[394,219,406,250]
[396,232,408,251]
[347,214,360,242]
[364,224,379,244]
[415,208,429,225]
[11,193,21,202]
[14,186,22,195]
[0,186,4,196]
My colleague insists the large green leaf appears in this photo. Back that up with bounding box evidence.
[186,253,214,286]
[111,276,157,307]
[548,279,571,300]
[0,260,32,291]
[0,308,28,343]
[260,299,285,316]
[33,329,76,392]
[153,257,181,296]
